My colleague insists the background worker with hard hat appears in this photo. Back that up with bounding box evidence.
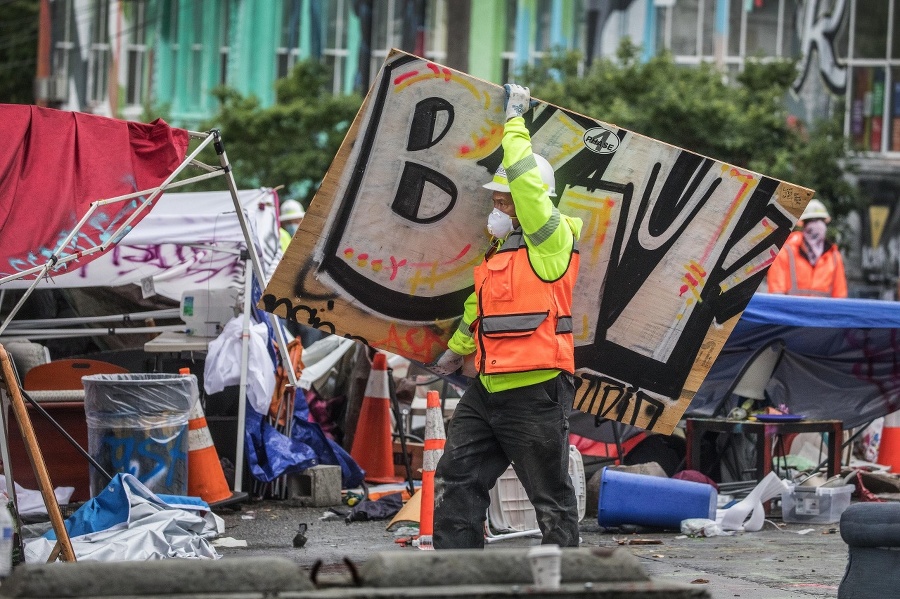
[428,83,583,549]
[766,198,847,297]
[279,199,305,252]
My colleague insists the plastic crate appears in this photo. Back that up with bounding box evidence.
[781,484,853,524]
[487,446,586,533]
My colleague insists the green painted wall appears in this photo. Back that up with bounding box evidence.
[468,0,507,83]
[231,0,280,107]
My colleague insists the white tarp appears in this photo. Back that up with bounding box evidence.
[23,474,222,562]
[2,189,281,300]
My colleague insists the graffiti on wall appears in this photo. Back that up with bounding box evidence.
[793,0,849,95]
[261,51,813,433]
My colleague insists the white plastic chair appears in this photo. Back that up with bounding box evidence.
[484,445,585,543]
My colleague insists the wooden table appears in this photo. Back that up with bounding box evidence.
[685,417,843,482]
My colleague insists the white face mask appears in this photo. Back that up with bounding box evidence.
[487,208,513,238]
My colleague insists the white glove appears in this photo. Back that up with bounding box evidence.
[504,83,531,121]
[428,349,465,376]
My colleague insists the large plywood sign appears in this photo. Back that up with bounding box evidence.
[261,50,813,434]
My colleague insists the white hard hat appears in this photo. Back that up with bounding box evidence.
[279,199,305,222]
[482,154,557,197]
[800,198,830,223]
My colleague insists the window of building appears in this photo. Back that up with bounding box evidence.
[671,0,702,58]
[533,0,552,66]
[163,0,180,100]
[370,0,403,83]
[277,0,302,79]
[894,7,900,59]
[219,0,231,85]
[187,2,204,106]
[424,0,447,63]
[849,66,887,151]
[744,0,781,57]
[501,0,517,81]
[324,0,350,95]
[51,0,74,85]
[656,4,672,55]
[852,0,889,59]
[87,0,111,105]
[891,68,900,151]
[126,0,149,106]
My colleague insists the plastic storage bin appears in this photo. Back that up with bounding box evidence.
[781,484,853,524]
[598,467,717,529]
[83,373,197,497]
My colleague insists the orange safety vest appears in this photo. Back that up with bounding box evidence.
[767,231,847,298]
[472,230,580,375]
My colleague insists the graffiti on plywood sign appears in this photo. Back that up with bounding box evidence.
[261,50,814,433]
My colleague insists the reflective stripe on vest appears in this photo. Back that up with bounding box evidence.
[786,248,833,297]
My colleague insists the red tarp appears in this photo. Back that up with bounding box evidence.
[0,104,190,280]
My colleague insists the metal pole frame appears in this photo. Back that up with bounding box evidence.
[0,127,301,497]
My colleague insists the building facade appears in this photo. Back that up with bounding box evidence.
[40,0,900,297]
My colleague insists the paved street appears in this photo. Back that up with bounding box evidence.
[214,499,849,599]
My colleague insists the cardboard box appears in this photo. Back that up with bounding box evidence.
[392,440,424,480]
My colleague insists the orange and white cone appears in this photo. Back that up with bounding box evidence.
[350,353,403,484]
[417,390,446,550]
[878,412,900,472]
[187,399,240,505]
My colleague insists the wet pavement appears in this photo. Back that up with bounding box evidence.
[214,499,849,599]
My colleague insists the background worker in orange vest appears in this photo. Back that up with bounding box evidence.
[766,198,848,298]
[428,84,583,549]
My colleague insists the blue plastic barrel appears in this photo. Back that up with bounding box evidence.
[598,467,717,529]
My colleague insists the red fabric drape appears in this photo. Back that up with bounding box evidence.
[0,104,190,279]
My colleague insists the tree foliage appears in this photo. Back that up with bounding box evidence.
[0,0,39,104]
[195,60,363,206]
[522,40,859,224]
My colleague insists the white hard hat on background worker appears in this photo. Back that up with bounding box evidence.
[280,199,305,223]
[799,198,830,223]
[279,199,306,252]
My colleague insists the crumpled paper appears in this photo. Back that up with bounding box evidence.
[681,518,733,537]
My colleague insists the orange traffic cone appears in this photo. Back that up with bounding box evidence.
[418,390,446,550]
[181,368,247,506]
[878,412,900,472]
[350,353,403,484]
[187,400,244,505]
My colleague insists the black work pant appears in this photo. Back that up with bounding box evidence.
[433,373,579,549]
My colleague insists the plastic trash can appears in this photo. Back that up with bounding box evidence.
[83,373,197,497]
[598,467,717,529]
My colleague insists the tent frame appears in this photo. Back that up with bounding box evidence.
[0,129,298,494]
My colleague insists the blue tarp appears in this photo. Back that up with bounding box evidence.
[246,387,364,488]
[738,293,900,329]
[687,294,900,429]
[244,278,364,489]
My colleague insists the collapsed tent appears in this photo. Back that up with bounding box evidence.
[688,293,900,429]
[0,189,282,301]
[0,104,361,501]
[2,189,362,490]
[0,105,189,283]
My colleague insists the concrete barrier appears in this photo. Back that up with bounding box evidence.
[0,548,709,599]
[358,547,648,587]
[0,556,311,597]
